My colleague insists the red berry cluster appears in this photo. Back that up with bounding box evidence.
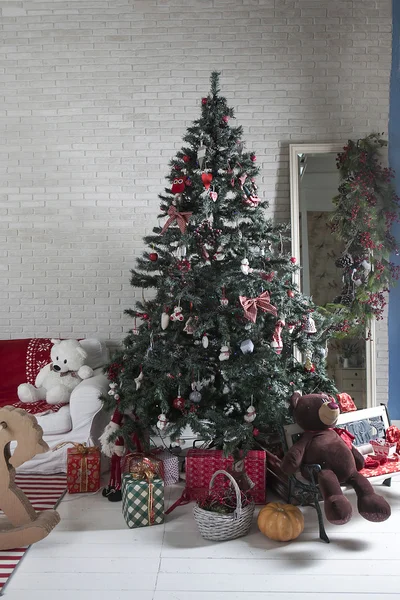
[107,362,122,382]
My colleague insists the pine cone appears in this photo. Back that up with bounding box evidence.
[335,253,353,268]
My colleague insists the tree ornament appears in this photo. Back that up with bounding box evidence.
[244,405,256,423]
[177,258,191,272]
[201,97,208,106]
[219,344,230,361]
[170,305,184,322]
[161,206,192,235]
[290,257,297,264]
[271,318,285,355]
[161,311,170,330]
[240,258,253,275]
[173,396,185,411]
[250,153,256,162]
[183,155,190,163]
[302,313,317,334]
[362,259,372,273]
[202,334,209,349]
[201,172,213,190]
[197,144,207,170]
[240,339,254,354]
[253,427,260,437]
[287,290,295,298]
[220,287,229,307]
[236,140,245,154]
[134,369,144,390]
[335,253,353,268]
[149,252,158,262]
[156,414,168,431]
[304,349,315,372]
[171,174,187,204]
[209,190,218,202]
[287,322,296,334]
[222,115,230,123]
[183,316,197,335]
[189,389,202,403]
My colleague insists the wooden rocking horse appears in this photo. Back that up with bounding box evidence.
[0,406,60,550]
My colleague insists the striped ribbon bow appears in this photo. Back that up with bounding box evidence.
[239,291,277,323]
[161,205,192,235]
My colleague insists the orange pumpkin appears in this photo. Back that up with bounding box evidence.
[257,502,304,541]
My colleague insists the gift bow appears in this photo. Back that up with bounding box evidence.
[130,456,158,482]
[239,291,277,323]
[130,457,160,525]
[52,441,97,454]
[386,425,400,452]
[161,206,192,235]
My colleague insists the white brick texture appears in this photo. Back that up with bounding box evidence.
[0,0,391,402]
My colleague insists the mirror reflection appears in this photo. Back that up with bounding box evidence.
[297,152,367,408]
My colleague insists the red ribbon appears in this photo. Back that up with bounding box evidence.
[333,427,355,449]
[161,206,192,235]
[239,291,277,323]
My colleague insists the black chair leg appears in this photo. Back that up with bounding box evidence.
[313,494,330,543]
[383,478,392,487]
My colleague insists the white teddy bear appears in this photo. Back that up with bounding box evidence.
[17,339,94,405]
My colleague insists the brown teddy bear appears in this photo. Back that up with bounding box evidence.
[281,392,391,525]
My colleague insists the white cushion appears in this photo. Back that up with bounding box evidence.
[36,405,72,436]
[79,338,109,370]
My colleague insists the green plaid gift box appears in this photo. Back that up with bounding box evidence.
[121,473,164,528]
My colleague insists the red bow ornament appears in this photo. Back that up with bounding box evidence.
[386,425,400,452]
[239,291,277,323]
[161,206,192,235]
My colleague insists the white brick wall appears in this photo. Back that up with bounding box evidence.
[0,0,391,401]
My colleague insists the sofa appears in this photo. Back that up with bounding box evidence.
[0,338,110,474]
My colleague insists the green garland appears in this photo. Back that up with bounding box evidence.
[329,133,400,327]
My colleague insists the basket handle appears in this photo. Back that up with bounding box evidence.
[209,469,243,520]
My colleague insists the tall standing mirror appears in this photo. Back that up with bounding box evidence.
[290,144,376,409]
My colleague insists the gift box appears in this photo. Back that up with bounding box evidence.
[336,392,357,413]
[122,452,164,481]
[122,473,164,528]
[370,438,397,458]
[150,448,179,485]
[66,443,101,494]
[185,449,266,504]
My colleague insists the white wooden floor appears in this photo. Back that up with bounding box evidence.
[4,478,400,599]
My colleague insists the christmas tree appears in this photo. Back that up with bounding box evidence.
[102,72,340,464]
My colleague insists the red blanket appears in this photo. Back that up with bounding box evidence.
[0,338,63,414]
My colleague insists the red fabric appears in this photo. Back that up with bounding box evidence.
[337,392,357,413]
[333,427,355,449]
[0,338,63,414]
[360,455,400,478]
[185,449,266,504]
[12,400,65,415]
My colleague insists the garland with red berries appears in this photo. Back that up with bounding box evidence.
[330,133,400,326]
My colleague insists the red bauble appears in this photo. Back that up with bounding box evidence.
[250,153,256,162]
[202,97,208,105]
[290,257,297,264]
[141,313,149,320]
[183,155,190,163]
[287,290,295,298]
[173,396,185,411]
[222,115,229,123]
[149,252,158,262]
[253,428,260,437]
[177,259,191,272]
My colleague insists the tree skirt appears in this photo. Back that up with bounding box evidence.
[0,474,67,595]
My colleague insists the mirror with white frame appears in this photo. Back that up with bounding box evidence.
[289,144,376,409]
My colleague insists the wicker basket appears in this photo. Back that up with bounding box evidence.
[193,469,255,542]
